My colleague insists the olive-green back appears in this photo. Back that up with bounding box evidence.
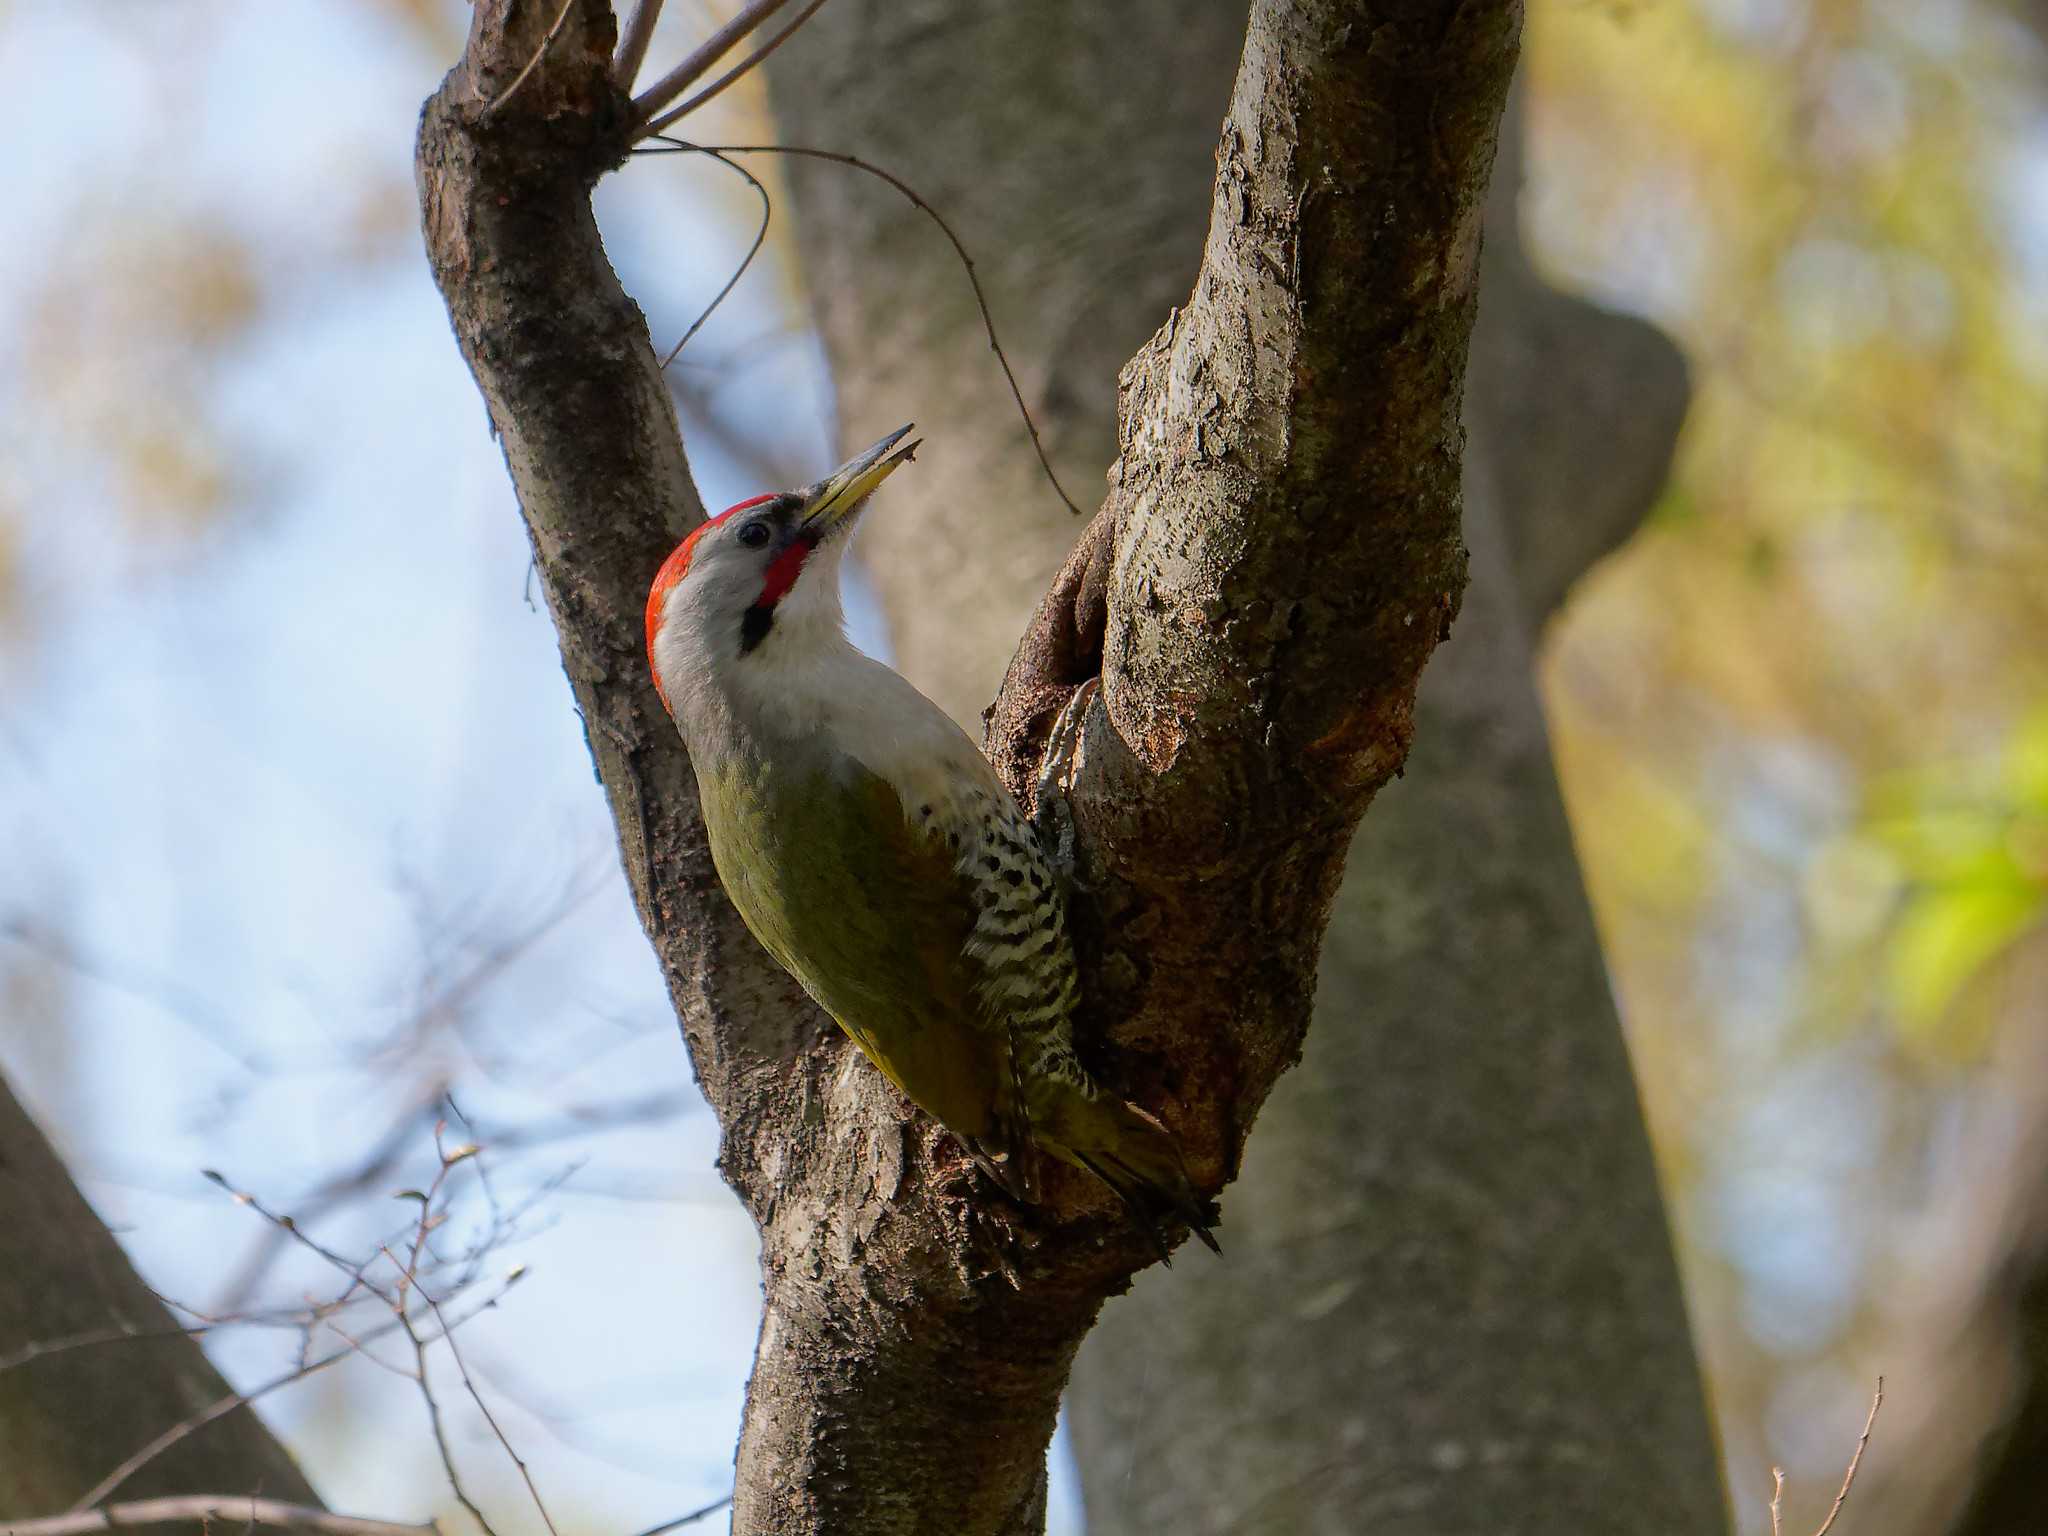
[701,752,1009,1147]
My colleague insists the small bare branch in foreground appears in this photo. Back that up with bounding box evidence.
[1771,1377,1885,1536]
[614,0,663,88]
[0,1497,436,1536]
[630,0,796,125]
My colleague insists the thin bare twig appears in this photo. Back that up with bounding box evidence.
[419,1284,560,1536]
[0,1322,214,1376]
[71,1244,526,1509]
[0,921,273,1073]
[637,0,833,139]
[1812,1378,1883,1536]
[202,1170,374,1283]
[1768,1377,1884,1536]
[631,0,794,126]
[398,1297,503,1536]
[634,139,1086,516]
[642,137,772,369]
[71,1340,361,1511]
[0,1498,435,1536]
[380,1132,558,1536]
[623,1497,734,1536]
[410,1135,561,1536]
[487,0,580,115]
[614,0,665,88]
[218,876,604,1310]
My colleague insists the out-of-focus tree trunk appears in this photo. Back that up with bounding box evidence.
[1850,946,2048,1536]
[768,12,1726,1530]
[1948,1149,2048,1536]
[0,1074,321,1523]
[768,2,1249,726]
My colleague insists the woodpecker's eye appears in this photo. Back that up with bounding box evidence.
[736,520,772,549]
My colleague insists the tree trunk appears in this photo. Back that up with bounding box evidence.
[766,11,1725,1530]
[763,1,1251,726]
[1848,946,2048,1536]
[1068,473,1721,1535]
[1947,1161,2048,1536]
[417,2,1519,1530]
[0,1074,322,1523]
[1069,94,1727,1536]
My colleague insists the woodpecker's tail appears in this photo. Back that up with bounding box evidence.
[1066,1100,1221,1263]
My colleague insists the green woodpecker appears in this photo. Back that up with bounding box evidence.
[645,425,1217,1256]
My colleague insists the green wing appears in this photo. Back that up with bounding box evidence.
[702,755,1031,1189]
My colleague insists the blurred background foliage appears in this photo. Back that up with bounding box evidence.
[0,0,2044,1532]
[1530,0,2048,1522]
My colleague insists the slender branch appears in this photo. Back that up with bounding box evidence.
[202,1169,373,1285]
[0,1500,436,1536]
[69,1265,527,1511]
[0,1322,215,1375]
[396,1292,503,1536]
[623,1498,734,1536]
[637,0,833,138]
[662,141,1084,516]
[614,0,664,88]
[416,1282,562,1536]
[1768,1377,1884,1536]
[630,0,794,125]
[70,1345,353,1511]
[1811,1378,1883,1536]
[382,1144,513,1536]
[643,138,773,369]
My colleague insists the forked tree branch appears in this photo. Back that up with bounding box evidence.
[416,2,1518,1531]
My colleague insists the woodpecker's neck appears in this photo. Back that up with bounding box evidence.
[664,609,996,824]
[688,618,868,752]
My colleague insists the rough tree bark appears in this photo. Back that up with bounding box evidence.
[764,10,1725,1528]
[0,1075,322,1526]
[1069,98,1729,1534]
[416,2,1518,1531]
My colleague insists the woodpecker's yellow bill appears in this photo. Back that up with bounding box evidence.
[800,424,921,534]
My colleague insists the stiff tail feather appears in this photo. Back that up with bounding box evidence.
[1070,1100,1221,1264]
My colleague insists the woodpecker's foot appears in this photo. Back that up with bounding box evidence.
[966,1197,1030,1291]
[941,1147,1035,1290]
[1031,678,1098,891]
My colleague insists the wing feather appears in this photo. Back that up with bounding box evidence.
[702,754,1034,1194]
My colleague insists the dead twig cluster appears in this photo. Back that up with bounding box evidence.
[3,1117,732,1536]
[61,1126,542,1519]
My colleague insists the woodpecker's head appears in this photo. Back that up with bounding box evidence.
[646,425,918,712]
